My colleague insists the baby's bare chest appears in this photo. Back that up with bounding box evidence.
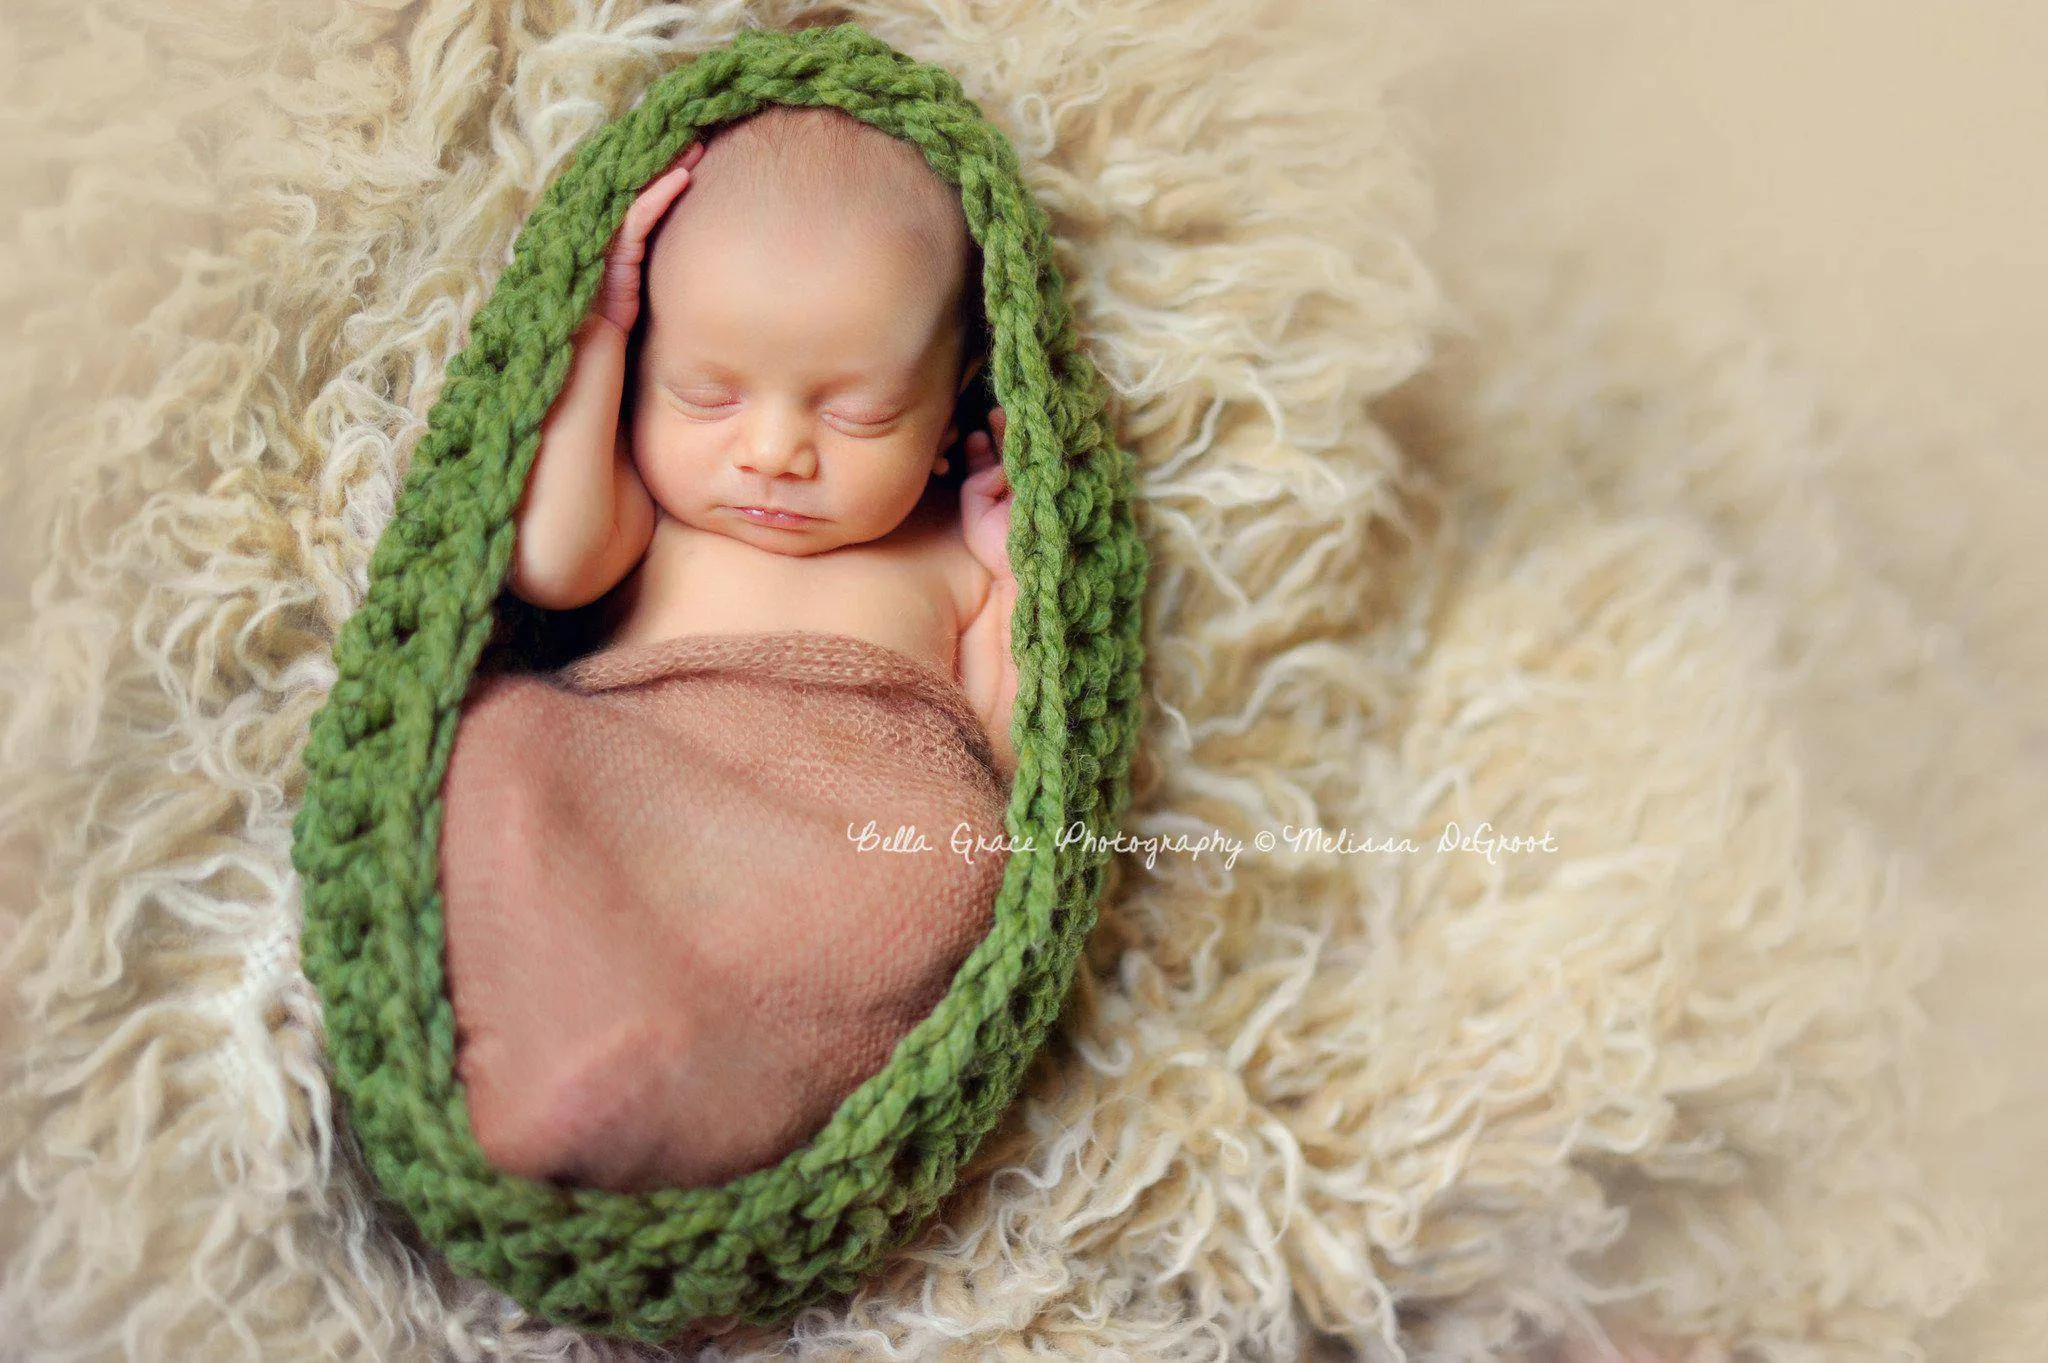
[598,517,982,679]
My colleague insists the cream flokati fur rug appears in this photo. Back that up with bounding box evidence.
[0,0,2004,1359]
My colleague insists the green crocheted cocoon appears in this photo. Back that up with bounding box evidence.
[288,20,1147,1344]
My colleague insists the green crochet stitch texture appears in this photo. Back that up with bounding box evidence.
[288,20,1147,1343]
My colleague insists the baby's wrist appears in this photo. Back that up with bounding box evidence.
[578,311,634,348]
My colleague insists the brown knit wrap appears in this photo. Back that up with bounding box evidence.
[435,629,1011,1193]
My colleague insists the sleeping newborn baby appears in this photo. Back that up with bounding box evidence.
[511,108,1018,769]
[436,106,1019,1195]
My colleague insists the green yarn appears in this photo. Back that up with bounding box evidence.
[288,21,1148,1343]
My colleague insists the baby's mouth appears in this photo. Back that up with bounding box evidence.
[730,505,820,529]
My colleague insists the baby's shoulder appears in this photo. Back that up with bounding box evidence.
[862,509,981,608]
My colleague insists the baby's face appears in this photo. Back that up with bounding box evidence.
[630,208,972,556]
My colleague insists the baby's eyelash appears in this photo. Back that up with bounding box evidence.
[664,389,900,432]
[671,392,737,419]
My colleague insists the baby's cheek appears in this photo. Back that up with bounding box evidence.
[632,420,706,504]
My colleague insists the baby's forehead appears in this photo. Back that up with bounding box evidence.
[657,220,952,320]
[658,184,962,281]
[644,251,959,388]
[650,211,965,351]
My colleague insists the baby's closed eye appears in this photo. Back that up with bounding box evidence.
[814,405,906,437]
[657,378,735,412]
[658,384,903,434]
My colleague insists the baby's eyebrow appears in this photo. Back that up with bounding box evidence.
[657,356,741,382]
[805,357,923,389]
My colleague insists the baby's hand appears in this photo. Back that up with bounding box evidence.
[509,147,699,609]
[590,141,704,336]
[960,406,1012,579]
[958,406,1018,780]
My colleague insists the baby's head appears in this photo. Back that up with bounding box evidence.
[628,105,986,555]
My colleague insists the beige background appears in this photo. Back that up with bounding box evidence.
[1401,4,2048,1354]
[1408,0,2048,444]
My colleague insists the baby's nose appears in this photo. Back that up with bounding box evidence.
[736,410,818,478]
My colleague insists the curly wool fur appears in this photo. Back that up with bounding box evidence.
[0,0,1995,1359]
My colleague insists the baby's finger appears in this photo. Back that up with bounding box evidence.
[963,430,994,472]
[620,163,694,248]
[983,409,1010,495]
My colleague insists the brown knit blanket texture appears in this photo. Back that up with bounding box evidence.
[434,629,1011,1193]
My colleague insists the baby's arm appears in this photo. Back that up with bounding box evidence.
[506,144,702,610]
[958,408,1019,781]
[505,317,654,609]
